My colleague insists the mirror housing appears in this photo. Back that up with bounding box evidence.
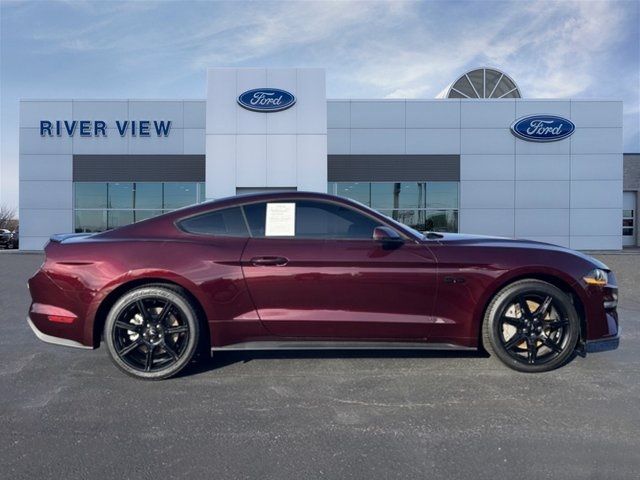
[373,226,403,243]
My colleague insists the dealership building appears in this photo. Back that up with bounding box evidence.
[18,67,637,250]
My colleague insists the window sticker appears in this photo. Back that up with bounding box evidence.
[265,203,296,236]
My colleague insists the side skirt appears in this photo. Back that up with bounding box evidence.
[211,340,476,352]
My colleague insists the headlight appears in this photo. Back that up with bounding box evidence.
[583,268,608,286]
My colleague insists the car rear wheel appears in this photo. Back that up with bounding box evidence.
[104,285,199,380]
[482,279,580,373]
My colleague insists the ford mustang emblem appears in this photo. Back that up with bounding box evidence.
[510,115,575,142]
[237,88,296,112]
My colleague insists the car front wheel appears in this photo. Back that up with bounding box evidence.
[104,285,200,380]
[482,279,580,373]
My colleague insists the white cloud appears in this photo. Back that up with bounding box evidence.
[334,1,631,100]
[15,1,636,102]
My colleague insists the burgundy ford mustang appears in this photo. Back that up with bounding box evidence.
[27,191,620,379]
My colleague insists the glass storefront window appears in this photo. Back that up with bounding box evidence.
[108,183,133,209]
[134,210,164,223]
[108,210,134,229]
[164,183,197,209]
[135,183,163,209]
[371,183,400,209]
[74,182,201,233]
[378,209,421,227]
[336,182,371,206]
[73,181,459,234]
[377,209,458,233]
[198,182,206,203]
[75,210,107,233]
[75,183,107,209]
[424,210,458,232]
[427,182,458,209]
[331,181,460,233]
[371,183,427,209]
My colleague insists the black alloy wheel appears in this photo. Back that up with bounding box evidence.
[483,279,580,373]
[104,285,200,380]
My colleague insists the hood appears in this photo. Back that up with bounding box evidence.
[429,232,609,270]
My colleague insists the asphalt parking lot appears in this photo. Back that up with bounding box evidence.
[1,252,639,479]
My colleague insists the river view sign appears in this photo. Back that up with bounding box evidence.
[40,120,172,137]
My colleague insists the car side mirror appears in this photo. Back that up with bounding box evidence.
[373,226,403,244]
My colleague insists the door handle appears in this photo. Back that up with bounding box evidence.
[250,256,289,267]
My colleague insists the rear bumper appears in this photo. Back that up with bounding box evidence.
[27,317,93,350]
[584,329,620,353]
[28,266,95,347]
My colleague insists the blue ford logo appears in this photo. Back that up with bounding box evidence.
[511,115,575,142]
[237,88,296,112]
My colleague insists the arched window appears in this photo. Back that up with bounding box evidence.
[447,68,521,99]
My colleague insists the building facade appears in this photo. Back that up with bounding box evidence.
[19,67,632,250]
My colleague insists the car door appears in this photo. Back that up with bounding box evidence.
[240,199,439,340]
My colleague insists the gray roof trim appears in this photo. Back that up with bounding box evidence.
[328,155,460,182]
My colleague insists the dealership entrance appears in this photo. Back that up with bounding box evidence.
[623,191,636,247]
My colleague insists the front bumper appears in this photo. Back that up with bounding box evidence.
[27,317,93,350]
[584,329,620,353]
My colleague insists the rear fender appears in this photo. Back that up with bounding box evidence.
[84,269,212,347]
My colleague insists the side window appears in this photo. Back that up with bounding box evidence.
[296,200,381,239]
[179,207,249,237]
[243,200,382,239]
[243,202,267,237]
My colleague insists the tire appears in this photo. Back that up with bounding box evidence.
[104,285,200,380]
[482,279,580,373]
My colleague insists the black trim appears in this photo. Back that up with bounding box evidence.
[328,154,460,182]
[584,332,620,353]
[73,155,205,182]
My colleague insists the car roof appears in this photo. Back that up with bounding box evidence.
[201,190,343,206]
[173,190,363,216]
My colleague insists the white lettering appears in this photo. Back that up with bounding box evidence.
[525,119,563,136]
[250,91,284,106]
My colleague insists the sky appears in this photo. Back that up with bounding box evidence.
[1,0,639,212]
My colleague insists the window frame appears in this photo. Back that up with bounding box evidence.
[175,197,417,242]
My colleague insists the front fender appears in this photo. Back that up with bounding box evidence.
[469,265,588,341]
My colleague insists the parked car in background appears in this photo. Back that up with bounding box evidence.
[9,228,19,249]
[27,191,620,380]
[0,229,12,248]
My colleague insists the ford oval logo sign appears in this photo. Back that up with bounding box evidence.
[237,88,296,112]
[511,115,575,142]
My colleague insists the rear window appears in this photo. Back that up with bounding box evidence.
[179,207,249,237]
